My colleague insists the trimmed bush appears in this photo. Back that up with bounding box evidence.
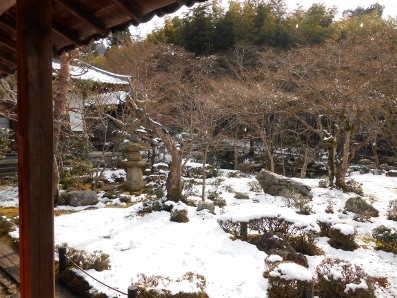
[386,200,397,221]
[317,220,332,237]
[328,224,358,251]
[170,209,189,223]
[55,243,111,271]
[372,225,397,254]
[345,178,364,196]
[315,258,376,298]
[58,269,108,298]
[266,262,313,298]
[136,272,208,297]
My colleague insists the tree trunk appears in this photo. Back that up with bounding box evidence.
[372,138,380,169]
[324,137,337,187]
[249,138,255,157]
[201,143,209,201]
[140,114,183,202]
[261,135,274,172]
[336,128,353,190]
[53,51,73,201]
[300,147,310,179]
[234,141,238,170]
[166,146,183,202]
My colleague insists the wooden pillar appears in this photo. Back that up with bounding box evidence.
[17,0,54,297]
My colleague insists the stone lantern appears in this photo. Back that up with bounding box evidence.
[121,142,151,191]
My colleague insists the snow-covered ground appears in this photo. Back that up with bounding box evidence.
[1,168,397,297]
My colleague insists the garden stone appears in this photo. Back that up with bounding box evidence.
[67,191,98,207]
[386,170,397,177]
[197,201,215,213]
[234,192,249,200]
[358,159,372,165]
[255,169,313,198]
[345,196,379,217]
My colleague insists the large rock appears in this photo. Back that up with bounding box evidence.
[196,201,215,213]
[255,169,313,198]
[345,196,379,217]
[67,191,98,207]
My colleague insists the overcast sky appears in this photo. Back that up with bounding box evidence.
[132,0,397,37]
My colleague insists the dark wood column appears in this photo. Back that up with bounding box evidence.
[17,0,55,297]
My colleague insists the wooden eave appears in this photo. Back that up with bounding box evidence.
[0,0,205,77]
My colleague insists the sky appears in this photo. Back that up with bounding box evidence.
[1,164,397,297]
[131,0,397,38]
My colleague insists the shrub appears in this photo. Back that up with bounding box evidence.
[345,178,364,196]
[266,262,313,298]
[227,171,242,178]
[283,193,313,215]
[59,269,91,297]
[182,180,198,197]
[212,197,226,208]
[328,225,358,251]
[145,185,166,199]
[0,215,14,235]
[353,211,373,223]
[289,230,322,256]
[170,209,189,223]
[138,199,164,216]
[317,220,332,237]
[318,177,329,188]
[136,272,208,297]
[386,200,397,221]
[372,225,397,254]
[207,190,220,201]
[55,243,111,271]
[325,199,334,214]
[315,258,376,298]
[248,180,262,192]
[0,127,14,156]
[58,269,108,298]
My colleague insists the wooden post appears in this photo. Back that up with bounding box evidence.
[240,222,248,241]
[17,0,54,297]
[128,285,138,298]
[59,247,67,274]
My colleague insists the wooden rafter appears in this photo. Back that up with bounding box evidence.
[0,14,16,32]
[0,34,16,52]
[52,20,81,45]
[113,0,143,23]
[55,0,108,36]
[0,48,15,66]
[0,63,12,75]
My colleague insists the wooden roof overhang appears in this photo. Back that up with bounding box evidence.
[0,0,204,77]
[0,1,205,297]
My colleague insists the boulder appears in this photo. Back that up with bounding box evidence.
[234,192,249,200]
[386,170,397,177]
[196,201,215,213]
[345,196,379,217]
[255,169,313,198]
[358,159,372,165]
[66,191,98,207]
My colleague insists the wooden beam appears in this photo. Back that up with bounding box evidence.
[55,0,108,36]
[113,0,143,22]
[0,0,15,15]
[52,20,81,45]
[0,14,16,32]
[0,51,15,67]
[0,34,16,52]
[17,0,54,297]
